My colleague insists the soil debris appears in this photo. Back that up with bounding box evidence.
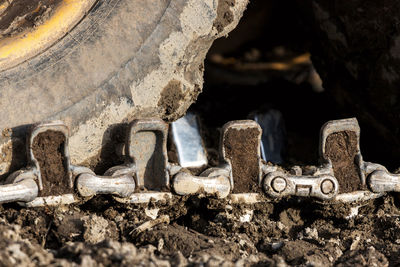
[224,127,261,193]
[32,130,72,197]
[158,80,184,121]
[214,0,235,33]
[130,215,170,236]
[325,131,363,193]
[0,194,398,265]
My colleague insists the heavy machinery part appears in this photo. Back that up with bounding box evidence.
[0,0,97,71]
[368,170,400,193]
[171,112,208,169]
[171,113,230,198]
[263,172,338,200]
[221,120,263,193]
[28,121,73,192]
[173,171,231,199]
[0,117,397,206]
[125,119,169,190]
[3,121,93,206]
[319,118,385,202]
[0,176,38,204]
[0,0,249,179]
[76,173,135,198]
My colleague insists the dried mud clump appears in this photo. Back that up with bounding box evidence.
[32,130,72,196]
[325,131,362,193]
[214,0,236,33]
[158,80,184,121]
[224,127,260,193]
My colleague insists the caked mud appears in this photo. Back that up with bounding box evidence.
[224,127,261,193]
[32,130,72,197]
[0,194,399,266]
[325,131,363,193]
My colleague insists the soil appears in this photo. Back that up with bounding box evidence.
[214,0,236,33]
[0,1,397,265]
[224,127,261,193]
[158,80,184,122]
[0,0,62,37]
[325,131,363,193]
[32,130,72,197]
[0,194,399,265]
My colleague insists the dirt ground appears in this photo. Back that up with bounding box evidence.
[0,1,398,266]
[0,194,399,266]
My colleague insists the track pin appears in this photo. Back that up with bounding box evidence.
[171,113,230,198]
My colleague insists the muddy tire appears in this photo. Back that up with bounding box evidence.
[0,0,248,176]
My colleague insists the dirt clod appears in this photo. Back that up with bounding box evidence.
[158,80,184,121]
[214,0,235,33]
[325,131,362,193]
[32,130,72,197]
[224,127,260,193]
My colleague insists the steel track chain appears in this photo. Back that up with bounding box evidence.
[0,115,398,207]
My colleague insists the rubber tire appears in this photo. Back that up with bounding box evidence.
[0,0,248,176]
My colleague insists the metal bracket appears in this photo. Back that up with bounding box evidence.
[111,118,172,204]
[263,171,338,200]
[3,121,92,206]
[319,118,384,202]
[126,118,169,190]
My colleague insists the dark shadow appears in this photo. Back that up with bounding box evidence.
[93,122,128,175]
[0,124,31,181]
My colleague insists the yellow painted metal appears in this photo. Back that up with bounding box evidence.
[0,0,97,71]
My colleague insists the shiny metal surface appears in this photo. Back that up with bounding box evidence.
[171,112,208,169]
[253,110,286,164]
[77,173,136,198]
[0,178,38,204]
[263,171,339,200]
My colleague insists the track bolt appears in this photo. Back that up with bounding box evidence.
[321,179,335,194]
[271,177,287,193]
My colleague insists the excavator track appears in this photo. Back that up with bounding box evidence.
[0,115,397,208]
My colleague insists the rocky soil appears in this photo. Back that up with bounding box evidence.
[0,193,399,266]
